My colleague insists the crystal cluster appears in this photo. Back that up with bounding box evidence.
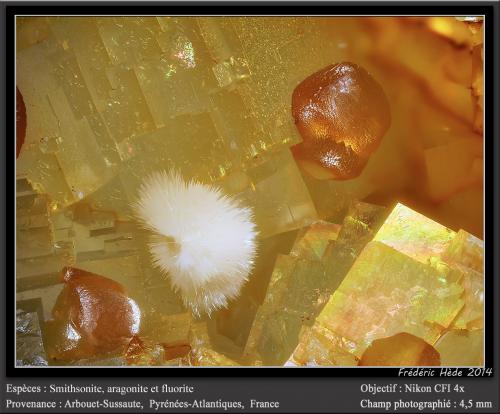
[288,204,481,366]
[16,17,483,366]
[243,202,386,366]
[16,300,48,366]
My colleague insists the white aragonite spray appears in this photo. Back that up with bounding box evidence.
[133,170,258,317]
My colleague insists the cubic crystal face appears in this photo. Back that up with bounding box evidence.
[289,204,483,366]
[244,202,387,366]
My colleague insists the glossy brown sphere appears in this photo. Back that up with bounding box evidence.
[45,267,140,361]
[292,62,391,180]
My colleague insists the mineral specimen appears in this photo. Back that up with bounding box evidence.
[442,229,484,331]
[435,329,483,366]
[213,229,300,349]
[187,322,240,366]
[133,170,257,317]
[358,332,440,366]
[424,138,482,202]
[244,202,386,366]
[188,347,240,366]
[16,87,27,158]
[291,62,391,180]
[15,16,483,367]
[140,312,191,353]
[16,300,48,366]
[45,267,141,362]
[125,336,168,366]
[232,149,319,238]
[290,203,475,366]
[372,203,455,263]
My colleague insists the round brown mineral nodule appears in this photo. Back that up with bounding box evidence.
[358,332,441,366]
[45,267,141,362]
[291,62,391,180]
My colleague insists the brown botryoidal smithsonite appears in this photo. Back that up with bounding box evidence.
[291,62,391,180]
[45,267,141,362]
[358,332,441,366]
[16,87,27,158]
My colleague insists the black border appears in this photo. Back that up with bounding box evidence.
[5,1,498,379]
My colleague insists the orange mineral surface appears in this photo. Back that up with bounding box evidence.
[358,332,440,366]
[45,267,141,362]
[291,62,391,180]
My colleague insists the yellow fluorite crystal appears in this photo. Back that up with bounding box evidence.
[442,230,484,332]
[435,329,484,366]
[316,242,462,355]
[290,221,342,261]
[243,221,341,365]
[290,203,482,366]
[188,346,240,366]
[184,322,240,366]
[373,203,456,263]
[244,202,386,365]
[16,17,364,209]
[226,149,319,238]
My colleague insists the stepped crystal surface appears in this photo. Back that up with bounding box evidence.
[289,204,481,366]
[16,300,48,366]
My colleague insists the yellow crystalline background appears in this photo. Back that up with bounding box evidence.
[16,16,484,366]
